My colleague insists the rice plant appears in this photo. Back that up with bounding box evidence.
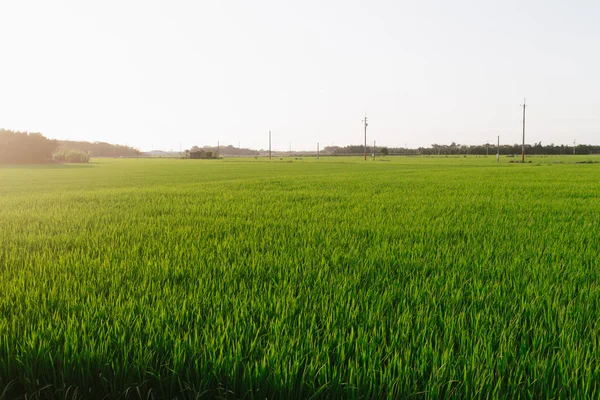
[0,156,599,398]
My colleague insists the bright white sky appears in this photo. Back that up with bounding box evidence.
[1,0,599,151]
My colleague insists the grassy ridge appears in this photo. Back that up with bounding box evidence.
[1,157,599,398]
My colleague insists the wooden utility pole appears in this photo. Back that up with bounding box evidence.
[269,130,272,160]
[497,135,500,163]
[362,114,368,161]
[496,135,500,162]
[521,98,526,163]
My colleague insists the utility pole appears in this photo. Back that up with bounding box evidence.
[269,130,272,160]
[317,143,320,160]
[362,114,368,161]
[497,135,500,163]
[373,140,376,159]
[573,139,576,156]
[180,142,182,159]
[217,141,220,158]
[521,98,526,163]
[486,142,489,157]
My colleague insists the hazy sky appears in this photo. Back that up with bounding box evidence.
[1,0,599,151]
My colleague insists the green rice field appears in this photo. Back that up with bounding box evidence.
[1,156,599,399]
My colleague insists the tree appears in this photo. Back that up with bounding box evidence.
[380,147,389,157]
[53,148,90,163]
[58,140,141,157]
[0,129,58,164]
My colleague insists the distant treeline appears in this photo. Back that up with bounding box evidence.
[58,140,142,157]
[0,129,58,164]
[186,145,259,156]
[186,146,218,159]
[0,129,140,164]
[325,142,600,156]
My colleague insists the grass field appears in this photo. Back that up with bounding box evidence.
[1,156,599,399]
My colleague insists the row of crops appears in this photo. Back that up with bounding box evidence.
[0,157,599,398]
